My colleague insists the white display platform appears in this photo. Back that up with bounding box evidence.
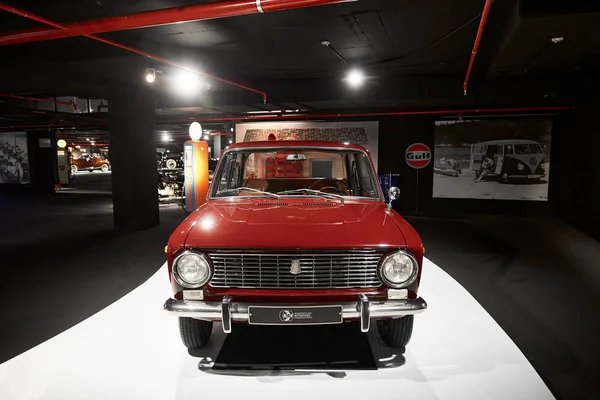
[0,259,554,400]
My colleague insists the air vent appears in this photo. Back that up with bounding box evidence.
[255,202,289,207]
[302,202,336,207]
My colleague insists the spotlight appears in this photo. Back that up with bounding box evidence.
[345,69,365,88]
[228,139,233,144]
[162,133,170,142]
[145,68,156,83]
[175,71,202,95]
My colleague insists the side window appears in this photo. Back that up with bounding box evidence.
[356,154,377,197]
[215,153,241,192]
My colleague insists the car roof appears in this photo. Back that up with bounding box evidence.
[474,139,541,145]
[225,140,369,152]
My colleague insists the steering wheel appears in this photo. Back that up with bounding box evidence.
[309,179,350,194]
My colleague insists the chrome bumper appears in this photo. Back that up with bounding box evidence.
[163,296,427,333]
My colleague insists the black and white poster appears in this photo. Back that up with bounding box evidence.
[0,132,30,184]
[433,119,551,201]
[235,121,379,171]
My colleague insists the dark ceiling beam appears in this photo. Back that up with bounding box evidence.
[157,74,578,109]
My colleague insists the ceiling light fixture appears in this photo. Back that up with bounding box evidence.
[175,71,202,96]
[345,69,365,88]
[145,68,156,83]
[162,133,171,142]
[551,37,564,44]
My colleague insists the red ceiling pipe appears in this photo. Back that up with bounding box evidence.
[0,105,575,130]
[463,0,493,95]
[0,0,355,46]
[0,93,77,111]
[0,4,268,103]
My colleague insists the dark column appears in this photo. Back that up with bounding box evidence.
[109,84,158,229]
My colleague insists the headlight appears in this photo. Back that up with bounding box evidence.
[173,251,211,288]
[379,251,419,288]
[517,163,525,171]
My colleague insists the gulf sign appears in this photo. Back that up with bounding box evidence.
[405,143,432,169]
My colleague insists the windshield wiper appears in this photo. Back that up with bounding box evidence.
[216,187,280,198]
[277,188,345,203]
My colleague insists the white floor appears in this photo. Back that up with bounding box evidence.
[0,259,554,400]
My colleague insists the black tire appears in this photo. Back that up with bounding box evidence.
[377,315,414,350]
[179,317,213,349]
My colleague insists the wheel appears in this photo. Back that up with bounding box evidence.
[501,173,509,183]
[166,159,177,169]
[71,164,78,173]
[179,317,213,349]
[101,164,109,172]
[377,315,414,351]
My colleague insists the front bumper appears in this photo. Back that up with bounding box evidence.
[163,295,427,333]
[507,174,545,179]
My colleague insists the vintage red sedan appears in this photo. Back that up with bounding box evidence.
[164,141,427,352]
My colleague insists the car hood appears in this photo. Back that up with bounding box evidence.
[185,199,406,249]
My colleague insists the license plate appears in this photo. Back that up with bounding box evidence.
[248,305,343,326]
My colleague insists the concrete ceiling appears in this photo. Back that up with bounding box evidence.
[0,0,598,129]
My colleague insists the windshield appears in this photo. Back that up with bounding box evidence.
[211,148,380,199]
[515,143,544,155]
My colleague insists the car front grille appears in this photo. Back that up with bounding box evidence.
[207,250,385,289]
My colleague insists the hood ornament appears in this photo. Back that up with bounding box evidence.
[290,259,301,275]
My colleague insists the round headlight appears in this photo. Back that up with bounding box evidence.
[380,251,418,288]
[517,163,525,171]
[173,251,211,288]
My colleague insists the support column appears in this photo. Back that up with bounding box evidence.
[213,134,222,159]
[109,84,158,229]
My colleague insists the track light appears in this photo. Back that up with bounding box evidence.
[345,69,365,88]
[175,71,203,95]
[145,68,156,83]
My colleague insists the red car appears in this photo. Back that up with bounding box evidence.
[164,141,427,351]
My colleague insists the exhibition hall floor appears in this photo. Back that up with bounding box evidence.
[0,259,553,400]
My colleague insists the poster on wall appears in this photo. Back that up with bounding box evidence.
[235,121,379,171]
[0,132,30,184]
[433,119,551,201]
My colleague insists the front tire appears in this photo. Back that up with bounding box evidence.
[377,315,414,351]
[101,164,109,172]
[71,165,78,173]
[179,317,213,349]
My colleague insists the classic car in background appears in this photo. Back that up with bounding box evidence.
[158,169,184,202]
[157,151,183,170]
[70,153,110,173]
[164,141,427,352]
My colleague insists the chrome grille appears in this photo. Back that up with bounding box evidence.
[208,250,384,289]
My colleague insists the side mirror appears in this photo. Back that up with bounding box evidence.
[388,187,400,209]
